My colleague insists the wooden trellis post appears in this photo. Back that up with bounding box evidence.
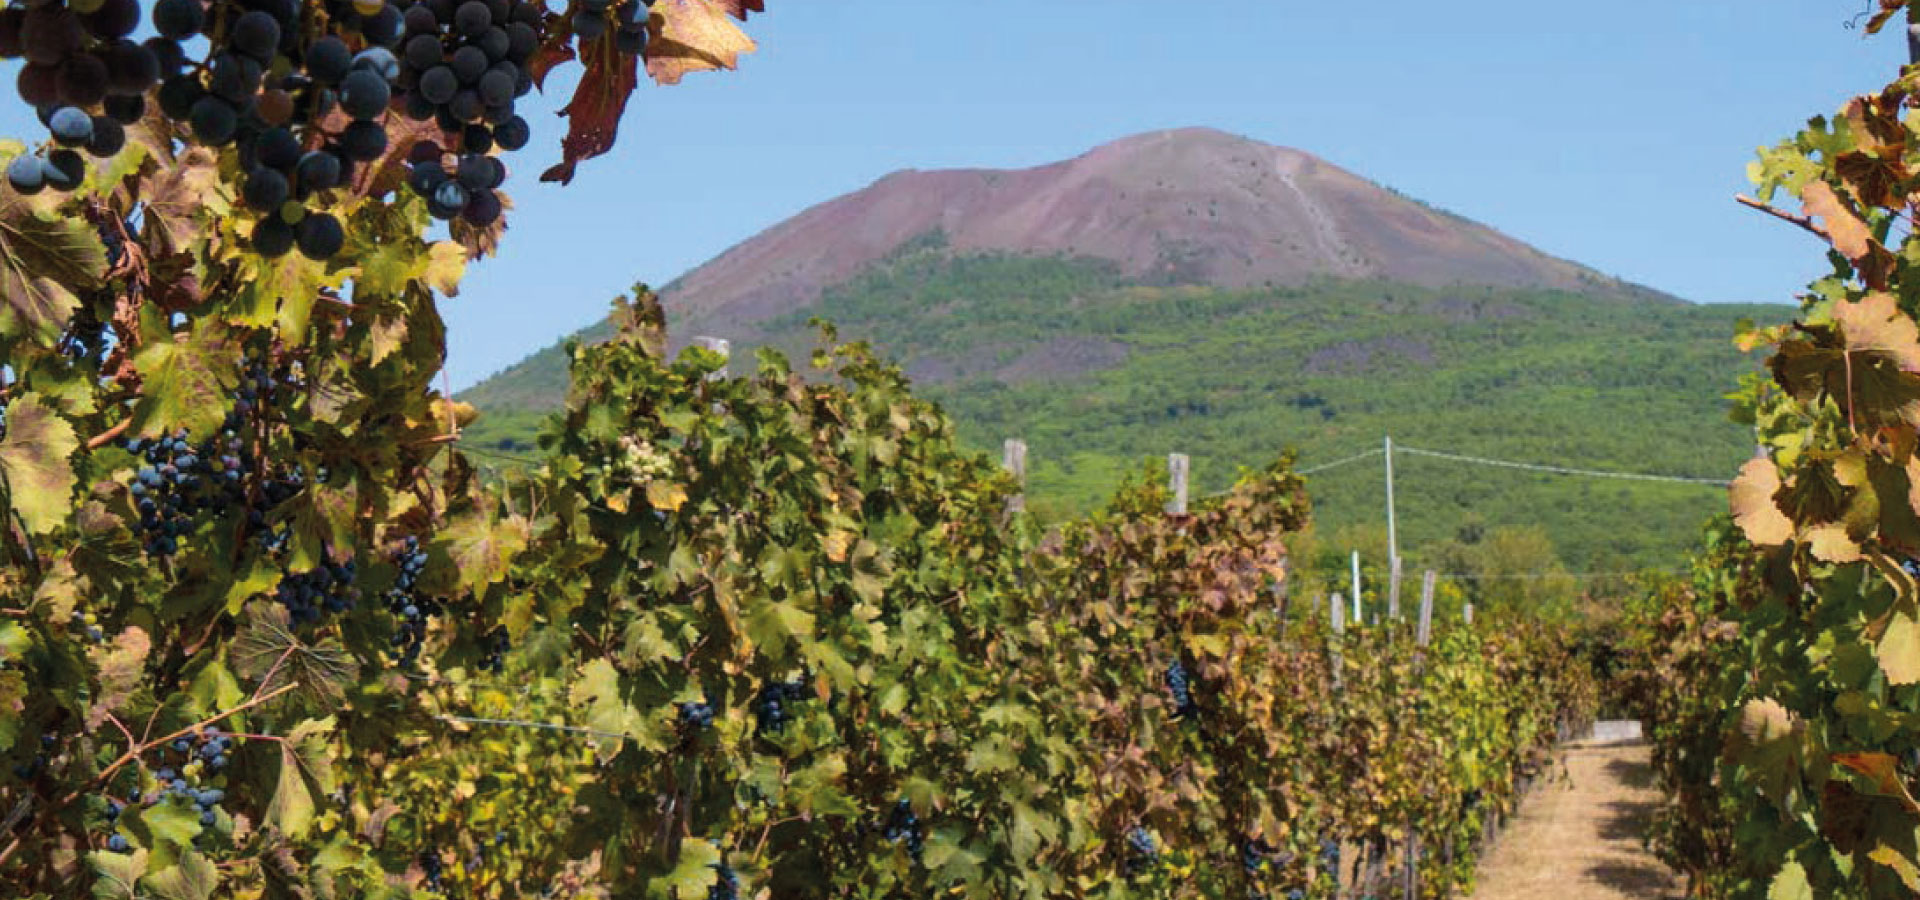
[1417,570,1436,647]
[1388,556,1404,620]
[1167,453,1190,515]
[1004,439,1028,514]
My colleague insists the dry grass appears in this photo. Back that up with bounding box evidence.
[1469,741,1684,900]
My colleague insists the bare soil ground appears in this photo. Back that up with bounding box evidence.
[1468,740,1684,900]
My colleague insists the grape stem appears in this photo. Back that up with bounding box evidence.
[1736,193,1831,241]
[0,681,299,869]
[84,419,132,450]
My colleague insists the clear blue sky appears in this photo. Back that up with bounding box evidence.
[1,2,1902,388]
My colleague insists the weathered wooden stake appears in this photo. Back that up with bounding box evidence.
[1167,453,1190,515]
[1464,602,1475,626]
[1417,570,1437,647]
[692,336,731,380]
[1003,439,1027,514]
[1330,592,1345,634]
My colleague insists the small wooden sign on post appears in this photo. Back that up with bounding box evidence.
[1004,439,1028,514]
[1167,453,1190,515]
[692,336,731,381]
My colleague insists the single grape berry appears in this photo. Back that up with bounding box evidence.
[187,96,238,145]
[8,154,46,195]
[339,119,388,161]
[295,150,342,193]
[338,68,390,120]
[229,11,280,62]
[453,0,491,36]
[305,35,351,83]
[48,106,93,147]
[80,0,140,40]
[255,127,301,171]
[353,47,400,82]
[42,149,85,191]
[242,168,289,211]
[295,212,344,260]
[427,179,467,218]
[103,93,145,124]
[462,187,500,225]
[150,0,202,39]
[84,116,124,157]
[571,10,605,40]
[55,53,110,107]
[419,65,457,104]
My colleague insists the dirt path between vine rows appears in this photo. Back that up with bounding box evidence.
[1467,735,1684,900]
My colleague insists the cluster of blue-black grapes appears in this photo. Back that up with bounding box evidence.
[477,624,508,673]
[1317,836,1340,882]
[9,734,56,782]
[1124,826,1160,875]
[0,0,148,193]
[103,727,235,851]
[419,848,445,892]
[677,699,714,733]
[127,428,244,556]
[385,535,437,666]
[752,676,809,736]
[1164,659,1197,719]
[273,559,358,624]
[881,798,924,862]
[708,862,738,900]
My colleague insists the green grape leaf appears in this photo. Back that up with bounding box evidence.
[0,394,80,535]
[434,508,530,595]
[126,798,203,850]
[653,840,721,900]
[0,670,27,752]
[0,189,104,341]
[266,717,338,839]
[128,326,237,440]
[142,849,218,900]
[570,658,647,760]
[87,849,148,900]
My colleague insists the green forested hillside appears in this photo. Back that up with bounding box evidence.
[459,248,1785,572]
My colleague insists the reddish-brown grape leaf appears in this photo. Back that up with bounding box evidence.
[1802,181,1874,263]
[1834,751,1920,809]
[528,33,577,88]
[139,147,224,258]
[715,0,766,19]
[540,39,639,185]
[1835,292,1920,371]
[645,0,759,86]
[84,627,150,729]
[1731,458,1793,547]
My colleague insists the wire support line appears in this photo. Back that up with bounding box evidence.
[1298,448,1385,476]
[1392,445,1730,487]
[435,714,624,741]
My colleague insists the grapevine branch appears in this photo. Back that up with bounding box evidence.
[1737,193,1831,241]
[0,681,298,869]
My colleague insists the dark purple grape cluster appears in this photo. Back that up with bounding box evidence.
[385,536,439,666]
[419,848,445,892]
[273,560,358,624]
[751,677,808,736]
[386,0,544,226]
[0,0,151,194]
[1164,659,1197,719]
[1124,826,1160,875]
[708,862,737,900]
[676,700,713,731]
[126,428,238,557]
[881,798,924,861]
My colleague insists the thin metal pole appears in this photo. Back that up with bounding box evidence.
[1385,435,1398,575]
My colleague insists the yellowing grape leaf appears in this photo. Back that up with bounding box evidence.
[1767,861,1812,900]
[645,480,689,512]
[1805,522,1863,563]
[1835,292,1920,371]
[1880,612,1920,685]
[646,0,759,86]
[1803,180,1874,263]
[1731,458,1793,546]
[1868,843,1920,893]
[0,188,105,341]
[0,394,80,535]
[129,325,238,439]
[86,627,150,729]
[1834,751,1920,808]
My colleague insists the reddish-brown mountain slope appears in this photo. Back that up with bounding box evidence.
[662,127,1657,334]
